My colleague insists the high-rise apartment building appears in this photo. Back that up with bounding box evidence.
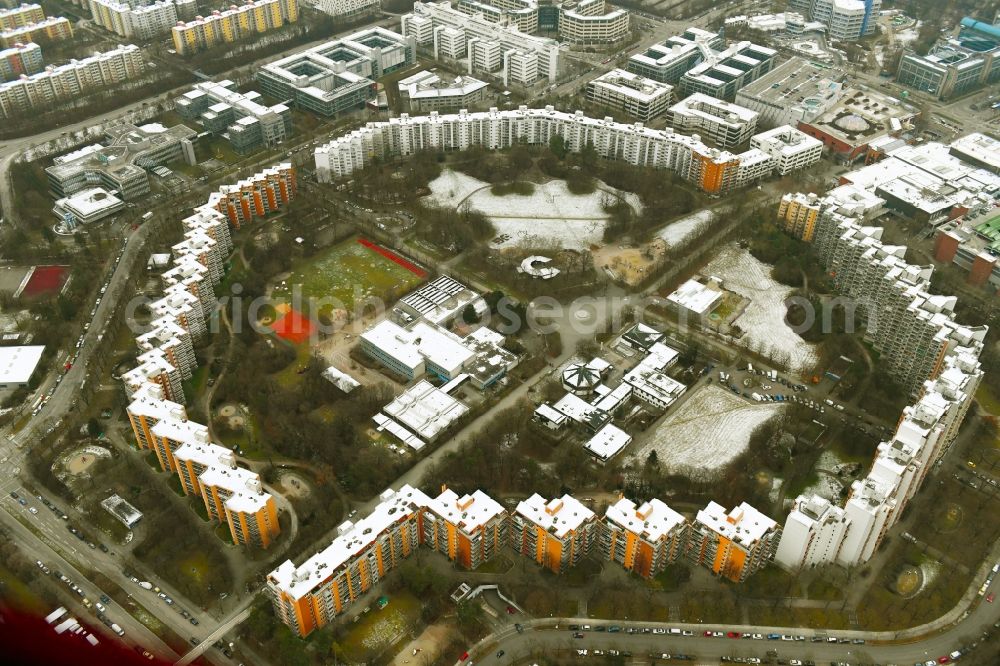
[0,44,145,117]
[776,191,821,242]
[600,496,687,579]
[666,93,758,148]
[0,15,72,47]
[89,0,196,40]
[423,487,507,569]
[171,0,298,55]
[0,40,41,81]
[585,68,674,122]
[774,495,850,570]
[687,501,781,582]
[0,3,43,29]
[510,493,597,573]
[205,162,296,229]
[790,0,880,40]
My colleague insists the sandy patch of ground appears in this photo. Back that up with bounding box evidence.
[592,239,667,286]
[278,472,311,499]
[63,445,112,476]
[630,384,784,479]
[390,622,456,666]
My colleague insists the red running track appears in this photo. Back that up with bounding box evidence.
[357,238,427,278]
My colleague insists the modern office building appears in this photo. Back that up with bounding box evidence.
[797,86,918,161]
[0,40,41,81]
[205,162,296,228]
[314,106,818,195]
[557,1,629,45]
[585,68,674,122]
[256,27,415,116]
[510,493,597,573]
[0,42,145,117]
[423,487,507,570]
[790,0,880,40]
[627,27,724,83]
[666,93,758,148]
[88,0,197,40]
[170,0,298,55]
[776,191,821,241]
[949,132,1000,174]
[398,70,489,112]
[750,125,823,174]
[600,495,687,579]
[687,501,781,582]
[52,186,125,229]
[0,15,72,47]
[45,119,194,198]
[774,495,850,570]
[176,80,291,153]
[315,0,380,20]
[626,27,776,100]
[896,17,1000,100]
[735,57,845,128]
[402,2,561,85]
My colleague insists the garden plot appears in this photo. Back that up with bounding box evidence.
[655,210,713,248]
[704,244,819,373]
[631,385,784,479]
[423,170,642,251]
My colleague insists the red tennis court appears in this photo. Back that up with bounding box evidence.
[357,238,427,278]
[270,309,315,344]
[22,265,69,298]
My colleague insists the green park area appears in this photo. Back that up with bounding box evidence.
[271,236,425,320]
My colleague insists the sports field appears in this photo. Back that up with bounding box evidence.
[22,265,69,298]
[271,237,425,319]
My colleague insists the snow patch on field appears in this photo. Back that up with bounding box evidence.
[631,385,784,479]
[656,210,714,248]
[705,244,819,373]
[422,170,642,250]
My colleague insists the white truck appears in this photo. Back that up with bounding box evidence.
[138,581,153,590]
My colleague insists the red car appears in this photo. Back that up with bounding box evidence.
[506,606,517,614]
[727,631,742,638]
[987,592,995,603]
[704,630,713,637]
[938,657,951,664]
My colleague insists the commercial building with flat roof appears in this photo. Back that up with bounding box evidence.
[53,187,124,229]
[176,80,291,154]
[583,423,631,461]
[398,70,489,112]
[750,124,823,174]
[381,379,469,441]
[600,495,687,579]
[797,86,917,161]
[511,493,597,573]
[256,27,415,117]
[949,132,1000,174]
[666,277,724,317]
[679,39,778,101]
[687,501,781,582]
[896,18,1000,101]
[46,120,195,200]
[666,93,757,148]
[627,27,724,84]
[585,68,673,122]
[558,1,628,45]
[734,57,844,128]
[793,0,880,41]
[0,344,44,388]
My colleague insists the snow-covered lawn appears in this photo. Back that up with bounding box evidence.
[895,21,922,45]
[705,244,819,373]
[655,210,714,248]
[422,170,642,250]
[630,385,784,479]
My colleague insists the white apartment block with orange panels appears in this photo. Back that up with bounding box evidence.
[510,493,597,574]
[135,318,195,380]
[182,206,233,256]
[161,254,216,312]
[205,162,295,229]
[199,463,280,547]
[600,496,687,579]
[121,348,184,404]
[172,229,223,284]
[687,501,781,583]
[126,382,187,452]
[148,283,207,340]
[148,417,209,473]
[423,487,507,570]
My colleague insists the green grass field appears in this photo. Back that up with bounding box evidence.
[271,236,424,319]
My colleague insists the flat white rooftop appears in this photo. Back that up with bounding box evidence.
[515,493,594,539]
[427,488,505,535]
[950,132,1000,172]
[589,68,674,104]
[0,345,44,385]
[696,500,777,548]
[605,496,685,542]
[667,278,724,315]
[268,485,432,599]
[583,423,632,461]
[382,379,469,441]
